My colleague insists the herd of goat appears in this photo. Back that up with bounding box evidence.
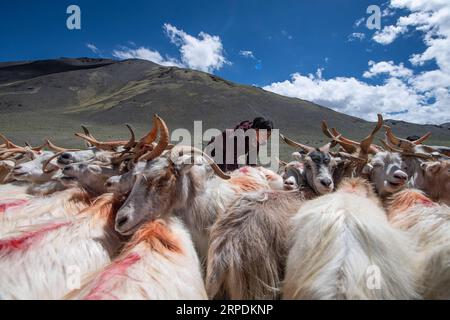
[0,114,449,300]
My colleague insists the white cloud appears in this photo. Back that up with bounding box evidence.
[86,43,99,54]
[112,47,181,67]
[112,24,229,73]
[354,17,365,27]
[264,0,450,125]
[373,25,408,44]
[264,70,425,122]
[239,50,255,59]
[348,32,366,41]
[363,60,413,78]
[163,23,229,73]
[382,7,396,17]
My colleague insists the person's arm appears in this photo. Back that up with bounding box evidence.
[245,136,259,167]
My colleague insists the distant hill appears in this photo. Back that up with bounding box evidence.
[0,58,448,159]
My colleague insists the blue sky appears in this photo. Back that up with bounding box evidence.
[1,0,449,124]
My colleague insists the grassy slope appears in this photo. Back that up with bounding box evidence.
[0,58,448,160]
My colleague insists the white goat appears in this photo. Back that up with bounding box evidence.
[283,178,420,299]
[66,217,207,300]
[0,194,123,299]
[387,189,450,299]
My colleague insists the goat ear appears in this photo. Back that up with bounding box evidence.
[87,165,103,174]
[292,152,303,162]
[26,150,36,160]
[45,162,59,172]
[334,157,343,164]
[173,156,198,176]
[0,160,15,170]
[362,163,373,175]
[424,162,441,175]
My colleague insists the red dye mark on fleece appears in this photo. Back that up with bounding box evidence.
[0,222,70,253]
[239,167,250,174]
[84,252,141,300]
[418,198,436,207]
[0,199,29,214]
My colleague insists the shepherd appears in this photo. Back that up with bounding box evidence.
[206,117,274,172]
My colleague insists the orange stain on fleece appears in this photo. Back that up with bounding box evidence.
[388,189,435,214]
[0,199,29,214]
[124,219,183,255]
[338,178,373,197]
[230,176,265,192]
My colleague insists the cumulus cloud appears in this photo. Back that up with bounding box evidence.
[163,23,229,73]
[348,32,366,41]
[373,25,408,44]
[112,24,229,73]
[363,60,413,78]
[112,47,181,67]
[264,0,450,125]
[239,50,255,59]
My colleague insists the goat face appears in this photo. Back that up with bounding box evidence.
[61,161,118,195]
[56,149,97,166]
[421,160,450,178]
[364,152,408,197]
[105,161,146,195]
[281,163,304,190]
[421,160,450,196]
[12,151,59,183]
[115,157,182,235]
[302,150,337,195]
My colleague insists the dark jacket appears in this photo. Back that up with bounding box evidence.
[206,120,260,172]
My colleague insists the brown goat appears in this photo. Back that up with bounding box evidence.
[206,190,305,299]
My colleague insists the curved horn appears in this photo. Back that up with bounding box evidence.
[275,157,288,167]
[321,122,357,153]
[413,132,432,145]
[333,151,367,162]
[170,145,231,180]
[123,124,136,150]
[138,115,159,147]
[42,152,64,173]
[0,147,27,157]
[80,125,94,147]
[132,115,160,160]
[139,115,170,161]
[383,125,410,149]
[280,133,315,153]
[31,142,47,152]
[46,139,79,153]
[74,133,127,151]
[319,142,331,153]
[331,128,360,146]
[0,134,21,149]
[360,114,383,155]
[0,148,28,160]
[81,125,94,139]
[380,139,403,153]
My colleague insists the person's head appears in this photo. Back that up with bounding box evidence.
[252,117,273,144]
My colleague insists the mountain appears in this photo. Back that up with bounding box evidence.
[0,58,448,159]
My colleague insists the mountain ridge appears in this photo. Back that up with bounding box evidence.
[0,58,448,159]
